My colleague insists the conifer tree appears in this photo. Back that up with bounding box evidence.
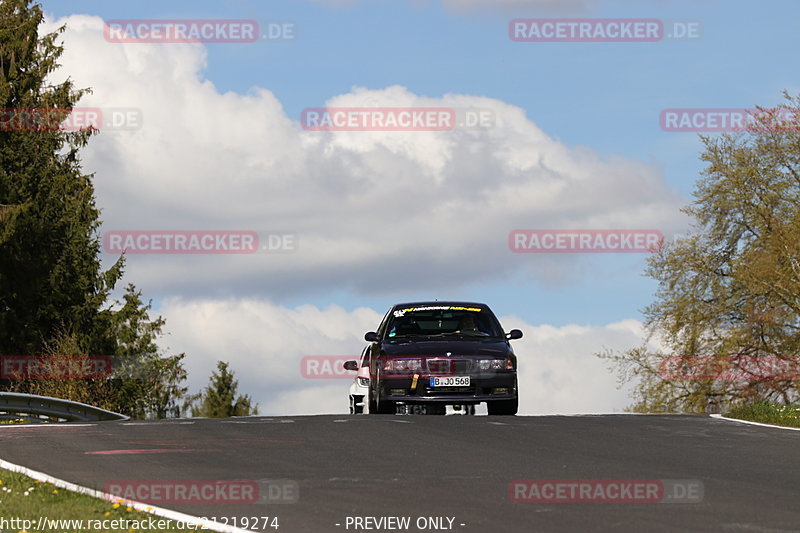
[191,361,259,418]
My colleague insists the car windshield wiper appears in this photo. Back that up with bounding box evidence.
[390,332,499,340]
[438,332,503,339]
[387,334,422,342]
[417,332,485,337]
[390,332,451,338]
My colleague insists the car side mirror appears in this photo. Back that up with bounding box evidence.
[364,331,379,342]
[506,329,523,340]
[343,360,359,371]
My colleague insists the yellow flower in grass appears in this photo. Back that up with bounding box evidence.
[113,503,120,509]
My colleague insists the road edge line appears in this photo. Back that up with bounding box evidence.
[709,413,800,432]
[0,458,249,532]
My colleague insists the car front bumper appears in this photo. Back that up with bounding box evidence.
[379,373,517,404]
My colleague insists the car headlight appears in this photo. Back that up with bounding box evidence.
[477,359,514,371]
[357,377,370,387]
[383,359,423,374]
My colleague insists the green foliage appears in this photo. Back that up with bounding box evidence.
[726,402,800,428]
[100,285,188,419]
[0,0,122,355]
[0,468,199,531]
[4,329,110,405]
[190,361,259,418]
[0,1,188,419]
[600,93,800,413]
[4,286,189,419]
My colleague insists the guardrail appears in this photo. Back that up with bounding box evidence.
[0,393,129,422]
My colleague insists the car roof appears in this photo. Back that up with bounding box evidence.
[390,301,490,309]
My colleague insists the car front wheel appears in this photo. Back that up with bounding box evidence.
[374,395,395,414]
[487,379,518,416]
[487,397,518,415]
[369,386,394,414]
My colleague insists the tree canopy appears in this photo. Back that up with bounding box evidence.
[0,0,188,419]
[601,95,800,413]
[190,361,259,418]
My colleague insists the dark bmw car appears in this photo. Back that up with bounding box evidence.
[344,301,522,415]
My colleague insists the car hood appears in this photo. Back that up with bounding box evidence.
[380,339,512,357]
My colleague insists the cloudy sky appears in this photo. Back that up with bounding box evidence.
[36,0,797,415]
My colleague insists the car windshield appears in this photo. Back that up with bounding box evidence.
[386,306,503,338]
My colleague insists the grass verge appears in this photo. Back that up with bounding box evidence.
[724,402,800,428]
[0,467,205,532]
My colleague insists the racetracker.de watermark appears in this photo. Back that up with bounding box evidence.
[0,355,112,379]
[102,231,296,254]
[301,356,358,379]
[300,107,495,131]
[103,19,296,43]
[0,108,142,131]
[0,354,188,381]
[659,355,800,382]
[509,479,703,503]
[300,355,513,379]
[509,230,664,253]
[104,480,298,505]
[660,108,800,132]
[509,19,701,42]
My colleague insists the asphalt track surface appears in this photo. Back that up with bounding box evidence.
[1,414,799,532]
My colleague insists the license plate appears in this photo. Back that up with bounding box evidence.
[429,376,470,387]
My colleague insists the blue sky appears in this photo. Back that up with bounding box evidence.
[35,0,800,413]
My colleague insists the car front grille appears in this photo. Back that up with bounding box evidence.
[426,358,471,374]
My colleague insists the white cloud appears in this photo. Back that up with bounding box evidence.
[161,299,648,415]
[36,15,683,414]
[35,15,675,415]
[499,315,645,414]
[40,14,688,300]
